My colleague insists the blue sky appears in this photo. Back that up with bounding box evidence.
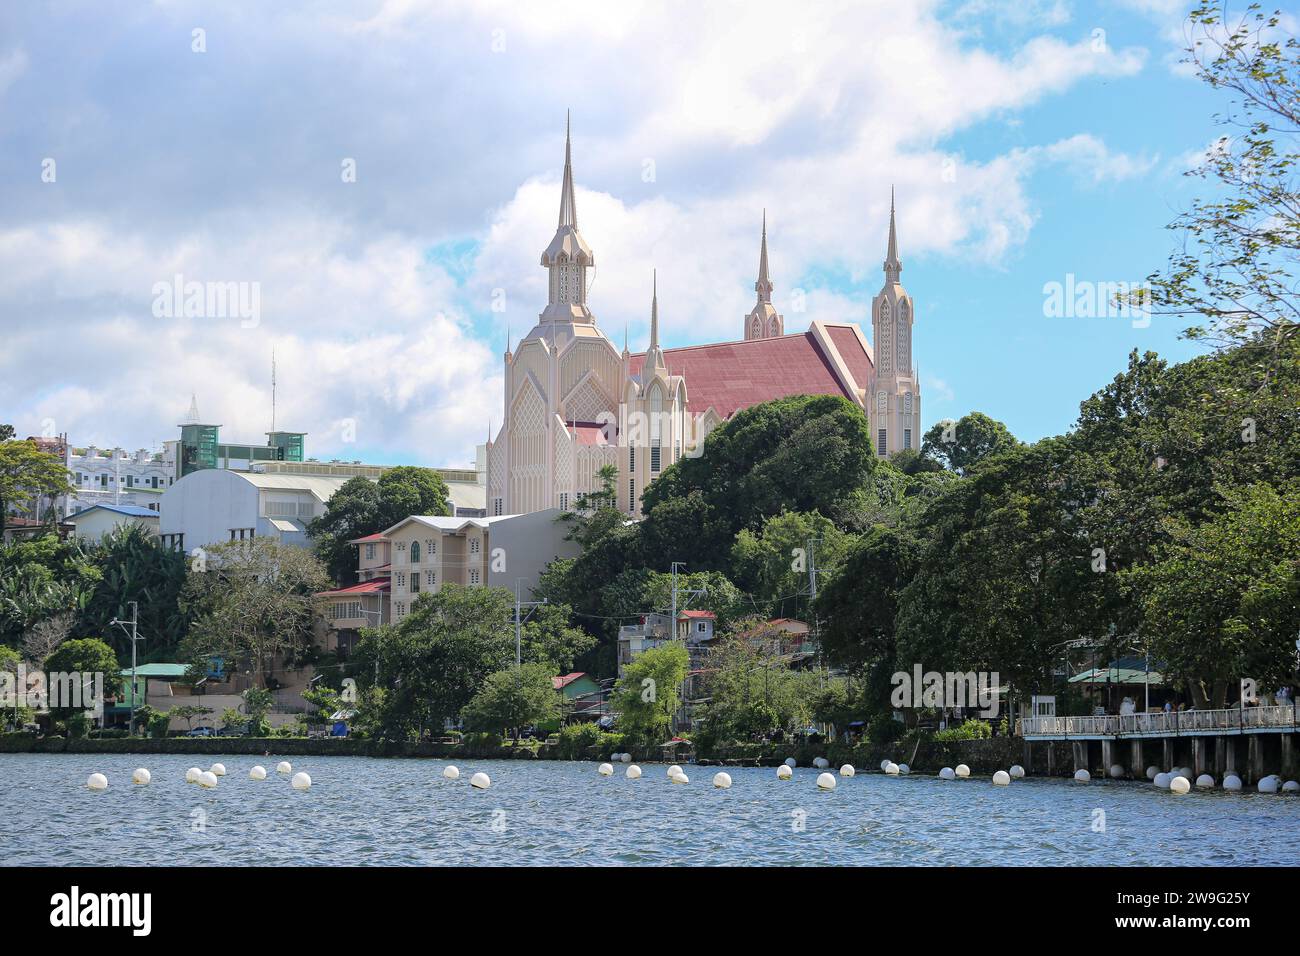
[0,0,1239,467]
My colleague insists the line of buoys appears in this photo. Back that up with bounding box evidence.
[713,772,732,789]
[1074,769,1090,783]
[670,768,689,784]
[132,768,151,786]
[196,771,218,789]
[250,765,267,780]
[939,767,956,780]
[597,762,614,776]
[812,757,830,769]
[276,761,292,775]
[1145,765,1159,780]
[884,762,900,775]
[1170,775,1191,794]
[816,772,836,790]
[443,765,460,780]
[1195,773,1215,788]
[992,770,1010,786]
[784,757,797,768]
[839,764,855,777]
[1108,764,1125,779]
[777,764,793,780]
[209,763,226,777]
[1009,765,1025,779]
[470,771,491,790]
[1223,773,1243,791]
[291,771,312,791]
[86,773,108,791]
[955,764,970,778]
[626,765,642,779]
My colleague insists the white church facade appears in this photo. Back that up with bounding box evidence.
[486,122,920,518]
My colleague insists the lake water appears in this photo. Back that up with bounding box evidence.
[3,754,1296,866]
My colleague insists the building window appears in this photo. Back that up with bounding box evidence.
[629,446,636,470]
[877,429,887,457]
[559,492,569,510]
[410,575,420,594]
[425,570,435,586]
[493,498,503,516]
[904,428,912,450]
[629,479,636,513]
[125,475,134,488]
[697,622,707,633]
[395,602,406,618]
[650,444,661,473]
[365,543,375,560]
[410,540,421,563]
[396,572,406,587]
[469,569,480,585]
[469,538,480,555]
[426,538,436,556]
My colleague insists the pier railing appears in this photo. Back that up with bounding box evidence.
[1019,705,1297,739]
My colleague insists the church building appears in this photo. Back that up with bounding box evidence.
[486,121,920,518]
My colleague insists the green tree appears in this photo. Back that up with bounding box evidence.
[43,637,120,719]
[0,438,73,525]
[920,411,1019,475]
[611,641,689,744]
[242,687,275,735]
[697,634,818,746]
[373,466,452,530]
[1132,3,1300,351]
[730,510,853,613]
[519,603,596,673]
[461,663,561,739]
[168,703,214,731]
[179,537,330,686]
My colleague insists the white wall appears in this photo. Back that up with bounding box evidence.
[159,470,262,551]
[486,508,581,597]
[69,511,158,544]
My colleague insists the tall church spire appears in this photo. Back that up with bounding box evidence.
[646,270,666,372]
[884,186,902,284]
[539,112,595,327]
[755,209,773,304]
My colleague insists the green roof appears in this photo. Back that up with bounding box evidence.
[119,663,188,677]
[1069,666,1163,685]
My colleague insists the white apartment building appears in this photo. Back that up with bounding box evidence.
[66,444,176,516]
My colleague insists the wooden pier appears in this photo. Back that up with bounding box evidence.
[1017,705,1298,783]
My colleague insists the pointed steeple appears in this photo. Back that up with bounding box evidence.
[645,270,666,372]
[755,209,773,304]
[884,186,902,284]
[558,110,577,229]
[184,393,201,425]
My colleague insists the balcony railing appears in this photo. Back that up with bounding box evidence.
[1019,705,1297,738]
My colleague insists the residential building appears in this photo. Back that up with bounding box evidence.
[616,609,717,676]
[487,120,919,518]
[65,443,176,516]
[65,503,160,543]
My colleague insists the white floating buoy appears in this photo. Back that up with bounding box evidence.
[1174,767,1192,781]
[1145,765,1159,780]
[1258,776,1279,794]
[86,772,108,791]
[209,763,226,777]
[668,765,683,778]
[1074,769,1090,783]
[276,761,292,774]
[816,772,837,790]
[1223,774,1242,791]
[812,757,829,769]
[291,771,312,791]
[470,771,491,790]
[884,762,900,775]
[250,766,267,781]
[132,768,150,786]
[784,757,797,768]
[777,765,793,780]
[196,771,218,789]
[1009,765,1025,779]
[1196,774,1215,788]
[619,752,632,763]
[671,770,689,785]
[880,759,891,772]
[626,765,642,779]
[443,765,459,780]
[839,764,855,777]
[992,770,1010,786]
[597,763,614,776]
[1108,764,1125,779]
[898,763,910,775]
[713,772,732,789]
[955,764,970,779]
[1282,780,1299,793]
[1170,775,1191,794]
[185,767,202,784]
[939,767,956,780]
[1154,772,1171,789]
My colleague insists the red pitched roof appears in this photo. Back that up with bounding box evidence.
[568,423,611,446]
[552,672,589,690]
[628,325,872,419]
[678,610,716,619]
[316,579,391,597]
[349,532,386,544]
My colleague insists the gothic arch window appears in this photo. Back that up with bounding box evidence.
[751,316,762,338]
[878,301,893,375]
[410,540,420,563]
[896,313,909,372]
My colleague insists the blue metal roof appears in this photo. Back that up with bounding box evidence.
[69,504,158,519]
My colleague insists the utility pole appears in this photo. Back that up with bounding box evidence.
[110,601,141,735]
[514,579,547,667]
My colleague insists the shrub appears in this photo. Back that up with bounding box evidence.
[555,722,624,759]
[932,718,992,742]
[866,712,905,744]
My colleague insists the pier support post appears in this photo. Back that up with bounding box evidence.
[1192,738,1206,777]
[1223,737,1236,775]
[1248,736,1263,785]
[1282,734,1295,779]
[1162,739,1174,771]
[1130,740,1143,777]
[1046,742,1054,776]
[1101,740,1114,774]
[1214,736,1227,777]
[1072,741,1087,773]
